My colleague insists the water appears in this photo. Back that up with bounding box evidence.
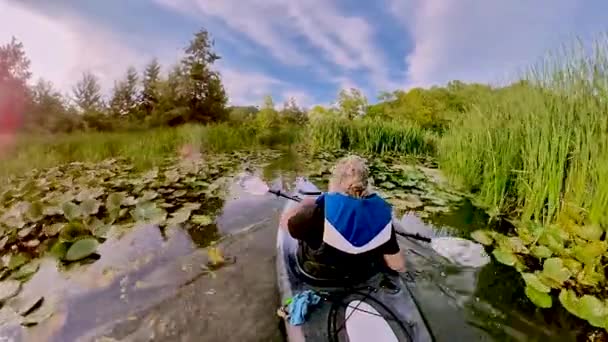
[396,212,588,341]
[0,151,589,341]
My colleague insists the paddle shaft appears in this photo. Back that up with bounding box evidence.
[270,189,432,243]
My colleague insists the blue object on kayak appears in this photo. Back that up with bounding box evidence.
[287,290,322,326]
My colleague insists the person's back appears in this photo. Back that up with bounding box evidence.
[282,155,406,280]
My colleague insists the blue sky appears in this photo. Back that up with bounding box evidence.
[2,0,608,107]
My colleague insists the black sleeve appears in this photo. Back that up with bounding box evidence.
[287,203,323,243]
[378,225,400,255]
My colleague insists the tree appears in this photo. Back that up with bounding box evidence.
[280,97,307,125]
[141,59,161,118]
[308,105,338,122]
[109,66,140,119]
[255,95,280,130]
[27,79,79,132]
[73,72,103,114]
[336,88,368,119]
[181,28,228,123]
[73,72,111,130]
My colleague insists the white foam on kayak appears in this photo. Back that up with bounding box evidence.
[431,237,491,268]
[345,300,398,342]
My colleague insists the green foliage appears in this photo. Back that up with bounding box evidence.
[309,117,433,155]
[336,88,368,119]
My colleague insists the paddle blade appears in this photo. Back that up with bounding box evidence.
[242,176,270,196]
[431,237,491,268]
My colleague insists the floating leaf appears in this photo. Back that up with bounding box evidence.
[572,224,603,241]
[42,223,64,237]
[471,230,494,246]
[25,201,44,223]
[538,226,567,253]
[80,199,101,216]
[0,280,21,302]
[167,208,192,227]
[562,258,583,275]
[182,203,201,211]
[59,222,88,242]
[11,261,39,282]
[525,286,552,308]
[492,248,518,266]
[76,188,104,202]
[530,245,553,259]
[572,241,607,265]
[504,237,529,254]
[89,219,111,239]
[62,202,81,221]
[49,241,68,260]
[542,258,571,285]
[379,181,396,189]
[559,289,581,317]
[65,238,99,261]
[130,202,166,225]
[522,273,550,293]
[140,190,158,202]
[8,253,30,270]
[4,215,26,229]
[173,190,188,198]
[106,193,124,210]
[191,215,213,226]
[578,264,605,286]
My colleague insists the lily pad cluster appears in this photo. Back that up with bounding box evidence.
[303,150,464,215]
[0,151,279,286]
[472,218,608,330]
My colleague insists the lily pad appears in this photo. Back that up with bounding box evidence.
[525,285,552,308]
[167,208,192,227]
[11,261,40,282]
[130,202,167,225]
[492,248,518,266]
[49,241,68,260]
[522,273,550,293]
[379,182,396,189]
[572,241,607,265]
[530,245,553,259]
[59,222,88,242]
[42,223,64,237]
[542,258,571,285]
[80,199,101,216]
[191,215,214,226]
[65,238,99,261]
[173,190,188,198]
[471,230,494,246]
[0,280,21,302]
[62,202,81,221]
[8,253,30,270]
[25,201,44,223]
[572,224,603,241]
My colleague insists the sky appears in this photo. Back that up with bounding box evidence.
[1,0,608,107]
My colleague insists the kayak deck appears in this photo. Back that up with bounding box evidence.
[276,180,433,342]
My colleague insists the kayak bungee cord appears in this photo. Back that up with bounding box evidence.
[325,286,413,342]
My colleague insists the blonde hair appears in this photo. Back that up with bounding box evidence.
[328,155,371,198]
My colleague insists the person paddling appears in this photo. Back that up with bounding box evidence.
[280,155,406,280]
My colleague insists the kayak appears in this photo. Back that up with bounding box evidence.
[276,179,433,342]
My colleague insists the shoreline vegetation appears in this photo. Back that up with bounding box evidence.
[1,26,607,333]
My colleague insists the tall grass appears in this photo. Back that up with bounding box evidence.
[0,123,300,181]
[440,36,608,227]
[309,117,434,155]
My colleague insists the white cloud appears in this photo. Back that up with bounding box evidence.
[0,2,159,96]
[216,63,283,105]
[391,0,604,88]
[155,0,393,89]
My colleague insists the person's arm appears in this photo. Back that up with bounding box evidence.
[381,227,406,273]
[280,197,316,231]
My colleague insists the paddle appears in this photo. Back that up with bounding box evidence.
[241,176,490,268]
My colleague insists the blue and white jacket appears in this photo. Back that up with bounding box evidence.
[316,192,393,255]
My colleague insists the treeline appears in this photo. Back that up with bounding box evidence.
[2,25,533,136]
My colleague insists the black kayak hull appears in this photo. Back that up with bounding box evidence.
[276,179,433,342]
